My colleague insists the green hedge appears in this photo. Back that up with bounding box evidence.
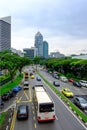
[0,74,23,96]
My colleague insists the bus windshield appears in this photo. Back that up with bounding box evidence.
[39,103,54,112]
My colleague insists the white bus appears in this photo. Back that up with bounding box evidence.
[33,85,56,122]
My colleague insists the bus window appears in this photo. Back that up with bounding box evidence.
[39,103,54,112]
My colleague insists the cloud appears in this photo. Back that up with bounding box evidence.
[0,0,87,55]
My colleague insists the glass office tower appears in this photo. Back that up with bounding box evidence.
[35,31,43,57]
[43,41,49,59]
[0,16,11,52]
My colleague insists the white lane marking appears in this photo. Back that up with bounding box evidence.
[42,79,87,130]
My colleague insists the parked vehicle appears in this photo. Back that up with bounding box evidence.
[17,105,29,120]
[52,73,59,79]
[79,80,87,87]
[1,93,10,101]
[61,88,74,97]
[60,76,68,82]
[73,81,82,87]
[68,78,74,83]
[73,96,87,110]
[8,90,15,98]
[12,86,22,93]
[0,71,4,76]
[53,81,60,87]
[0,99,4,108]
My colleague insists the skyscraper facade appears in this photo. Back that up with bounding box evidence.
[35,31,43,57]
[23,47,38,59]
[43,41,49,59]
[0,16,11,52]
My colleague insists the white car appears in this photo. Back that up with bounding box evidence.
[23,81,29,89]
[60,76,68,82]
[79,80,87,87]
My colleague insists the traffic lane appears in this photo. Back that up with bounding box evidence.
[14,86,35,130]
[13,70,86,130]
[39,70,87,96]
[42,81,86,130]
[30,80,66,130]
[29,77,65,130]
[29,76,86,130]
[14,102,35,130]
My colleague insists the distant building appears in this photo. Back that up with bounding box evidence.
[43,41,49,58]
[0,16,11,52]
[11,48,24,57]
[23,47,38,59]
[50,51,65,58]
[71,54,87,59]
[34,31,43,57]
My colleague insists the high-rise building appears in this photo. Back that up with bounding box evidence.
[43,41,49,59]
[23,47,38,59]
[0,16,11,52]
[35,31,43,57]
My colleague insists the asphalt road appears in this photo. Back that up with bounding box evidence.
[39,69,87,114]
[1,68,87,130]
[10,67,87,130]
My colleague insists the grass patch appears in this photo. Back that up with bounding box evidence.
[0,74,23,96]
[0,112,6,125]
[37,71,87,123]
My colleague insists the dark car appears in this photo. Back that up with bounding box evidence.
[73,96,87,110]
[1,93,10,101]
[73,81,82,87]
[30,72,33,76]
[8,90,15,98]
[0,99,4,108]
[17,105,29,120]
[53,81,60,87]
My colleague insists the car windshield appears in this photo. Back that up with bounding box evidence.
[20,109,26,114]
[79,98,87,103]
[24,84,28,86]
[66,89,71,92]
[55,82,59,84]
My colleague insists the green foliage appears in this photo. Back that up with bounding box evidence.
[45,58,87,80]
[0,112,7,125]
[0,74,23,96]
[0,50,31,81]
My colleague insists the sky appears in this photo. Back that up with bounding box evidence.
[0,0,87,56]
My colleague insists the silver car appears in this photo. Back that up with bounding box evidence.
[73,96,87,110]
